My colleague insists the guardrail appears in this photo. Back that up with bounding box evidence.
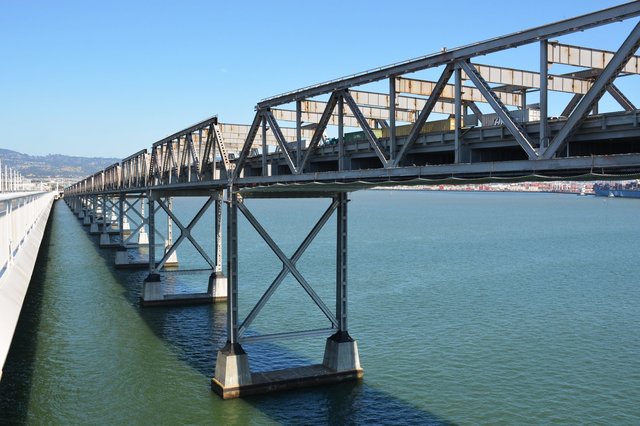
[0,191,57,380]
[0,192,55,276]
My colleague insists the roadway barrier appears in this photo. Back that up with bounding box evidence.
[0,191,57,380]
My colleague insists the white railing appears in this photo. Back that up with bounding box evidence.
[0,160,27,193]
[0,192,56,278]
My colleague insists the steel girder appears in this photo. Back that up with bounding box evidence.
[257,2,640,108]
[66,4,640,198]
[542,20,640,159]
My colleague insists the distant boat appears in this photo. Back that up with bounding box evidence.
[578,186,588,196]
[593,182,640,199]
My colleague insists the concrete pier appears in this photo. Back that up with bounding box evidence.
[137,193,226,306]
[211,334,363,399]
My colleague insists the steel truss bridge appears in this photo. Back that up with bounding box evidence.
[64,3,640,398]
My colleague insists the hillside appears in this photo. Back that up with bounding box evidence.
[0,148,120,179]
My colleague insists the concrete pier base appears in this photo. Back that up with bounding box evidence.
[212,343,252,398]
[140,274,163,302]
[89,222,99,234]
[78,210,85,219]
[99,233,111,247]
[140,274,215,306]
[163,243,178,267]
[137,230,149,245]
[83,215,91,226]
[208,272,227,301]
[212,332,363,399]
[212,359,363,399]
[322,332,362,372]
[115,248,129,266]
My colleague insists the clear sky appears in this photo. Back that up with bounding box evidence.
[1,0,637,158]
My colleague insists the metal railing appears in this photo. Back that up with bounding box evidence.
[0,192,56,278]
[0,160,27,193]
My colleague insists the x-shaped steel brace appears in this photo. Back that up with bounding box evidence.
[237,199,339,338]
[155,196,216,270]
[122,197,165,245]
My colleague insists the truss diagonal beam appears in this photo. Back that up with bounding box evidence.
[299,92,340,174]
[393,63,454,167]
[342,90,390,168]
[238,199,339,337]
[561,94,584,117]
[232,112,262,181]
[212,123,232,173]
[607,84,636,111]
[237,201,339,327]
[543,21,640,159]
[264,110,298,174]
[460,61,538,160]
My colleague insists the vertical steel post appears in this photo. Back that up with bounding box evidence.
[389,76,397,161]
[296,99,302,168]
[226,191,239,344]
[454,65,463,163]
[215,194,223,274]
[336,192,348,333]
[118,194,125,244]
[540,39,549,149]
[338,95,345,171]
[521,89,527,111]
[148,193,156,276]
[167,197,173,248]
[261,115,268,176]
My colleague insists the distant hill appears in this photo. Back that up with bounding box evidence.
[0,148,120,179]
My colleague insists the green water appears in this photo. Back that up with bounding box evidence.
[1,191,639,424]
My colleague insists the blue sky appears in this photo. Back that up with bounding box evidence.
[0,0,637,158]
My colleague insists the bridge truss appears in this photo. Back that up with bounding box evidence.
[65,2,640,398]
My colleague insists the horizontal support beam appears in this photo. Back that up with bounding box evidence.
[467,63,592,94]
[302,99,420,122]
[272,108,377,128]
[548,42,640,74]
[396,76,523,104]
[219,123,315,148]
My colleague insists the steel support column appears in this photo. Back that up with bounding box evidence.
[146,193,158,280]
[389,76,397,161]
[226,191,240,345]
[261,116,268,176]
[335,192,348,333]
[338,95,345,171]
[540,39,549,149]
[454,65,463,163]
[296,100,302,168]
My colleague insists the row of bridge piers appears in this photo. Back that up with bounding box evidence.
[63,189,362,398]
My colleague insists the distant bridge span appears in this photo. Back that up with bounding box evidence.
[64,2,640,398]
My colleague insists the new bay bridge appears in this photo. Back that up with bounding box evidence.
[45,2,640,397]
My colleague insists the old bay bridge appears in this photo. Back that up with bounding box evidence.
[61,3,640,398]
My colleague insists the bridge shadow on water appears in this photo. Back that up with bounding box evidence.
[4,203,454,425]
[0,203,57,424]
